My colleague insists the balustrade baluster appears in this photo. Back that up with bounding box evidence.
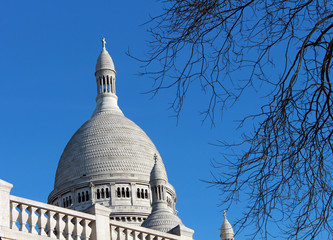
[65,215,74,240]
[146,234,152,240]
[138,232,147,240]
[10,201,19,231]
[18,204,29,232]
[124,228,131,240]
[37,208,48,236]
[116,227,122,240]
[28,206,38,234]
[82,219,92,240]
[73,217,83,240]
[47,211,57,238]
[111,225,118,240]
[56,213,66,239]
[132,230,138,240]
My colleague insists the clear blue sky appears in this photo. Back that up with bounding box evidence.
[0,1,265,239]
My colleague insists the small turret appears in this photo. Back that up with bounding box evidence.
[93,38,122,116]
[142,154,183,233]
[220,211,235,240]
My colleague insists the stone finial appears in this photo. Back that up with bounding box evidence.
[102,37,106,49]
[220,210,235,240]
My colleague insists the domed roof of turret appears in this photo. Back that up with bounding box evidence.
[220,211,235,240]
[95,38,115,72]
[141,209,183,233]
[150,154,168,182]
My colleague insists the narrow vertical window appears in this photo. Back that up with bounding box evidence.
[117,187,121,198]
[137,188,140,198]
[69,196,72,205]
[145,189,148,199]
[141,189,144,199]
[86,191,89,201]
[101,188,105,198]
[154,187,158,199]
[126,188,130,198]
[158,186,161,200]
[121,187,125,198]
[78,193,81,203]
[82,192,85,202]
[106,188,110,198]
[97,189,100,199]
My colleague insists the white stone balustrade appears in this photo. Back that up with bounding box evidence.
[7,195,95,240]
[109,220,181,240]
[0,179,188,240]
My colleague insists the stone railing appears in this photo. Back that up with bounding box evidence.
[0,179,192,240]
[110,220,180,240]
[9,195,95,240]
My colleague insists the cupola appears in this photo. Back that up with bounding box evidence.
[220,211,235,240]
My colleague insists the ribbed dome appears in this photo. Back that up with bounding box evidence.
[52,111,167,191]
[95,38,115,72]
[141,209,183,233]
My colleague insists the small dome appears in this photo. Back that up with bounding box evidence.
[150,155,168,182]
[141,209,183,233]
[220,211,234,240]
[95,38,115,72]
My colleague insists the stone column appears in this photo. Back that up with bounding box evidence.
[130,183,136,205]
[0,179,13,228]
[90,183,95,204]
[110,183,116,205]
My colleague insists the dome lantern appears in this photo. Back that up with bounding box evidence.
[93,38,121,116]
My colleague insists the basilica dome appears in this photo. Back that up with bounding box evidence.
[53,111,166,191]
[48,39,176,224]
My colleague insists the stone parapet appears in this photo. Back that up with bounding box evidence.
[0,179,193,240]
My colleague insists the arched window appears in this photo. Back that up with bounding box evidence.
[101,188,105,198]
[69,196,72,205]
[117,187,121,198]
[78,193,81,203]
[99,78,102,94]
[97,189,100,199]
[86,191,89,201]
[103,76,106,93]
[121,187,125,198]
[141,189,144,199]
[106,188,109,198]
[82,192,85,202]
[126,188,130,198]
[158,186,161,200]
[154,187,158,199]
[137,188,140,198]
[145,189,148,199]
[63,198,66,207]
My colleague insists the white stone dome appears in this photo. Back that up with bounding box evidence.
[52,111,167,191]
[141,209,183,233]
[95,38,115,72]
[48,39,179,226]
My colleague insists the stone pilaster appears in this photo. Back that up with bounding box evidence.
[0,179,13,228]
